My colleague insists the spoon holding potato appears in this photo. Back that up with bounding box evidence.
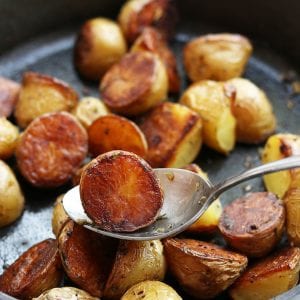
[63,155,300,240]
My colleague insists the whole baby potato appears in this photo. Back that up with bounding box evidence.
[0,117,19,159]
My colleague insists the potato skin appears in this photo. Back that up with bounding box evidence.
[219,192,285,257]
[230,247,300,300]
[0,239,63,299]
[51,194,69,237]
[225,78,276,143]
[0,160,24,227]
[139,102,202,168]
[121,280,182,300]
[104,240,166,300]
[16,112,88,188]
[184,33,252,82]
[0,76,20,117]
[14,72,78,128]
[164,238,247,299]
[0,117,19,160]
[74,18,127,80]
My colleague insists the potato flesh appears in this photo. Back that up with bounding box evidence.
[0,117,19,160]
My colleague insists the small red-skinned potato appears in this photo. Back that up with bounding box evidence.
[100,52,168,116]
[164,238,248,299]
[139,102,202,168]
[74,18,127,81]
[16,112,88,188]
[88,114,148,158]
[80,150,163,232]
[219,192,285,257]
[0,117,19,160]
[51,194,70,237]
[0,239,63,299]
[184,33,252,82]
[230,247,300,300]
[14,72,78,128]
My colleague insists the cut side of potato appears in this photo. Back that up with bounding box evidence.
[105,240,166,300]
[139,102,202,168]
[0,117,19,160]
[230,247,300,300]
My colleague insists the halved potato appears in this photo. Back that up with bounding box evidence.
[0,239,63,299]
[180,80,236,154]
[0,117,19,160]
[183,33,252,82]
[72,97,110,128]
[100,51,168,116]
[51,194,69,237]
[0,76,20,117]
[14,72,78,128]
[230,247,300,300]
[88,114,148,158]
[0,160,24,228]
[104,240,166,300]
[164,238,247,299]
[225,78,276,143]
[121,280,182,300]
[139,102,202,168]
[74,18,127,80]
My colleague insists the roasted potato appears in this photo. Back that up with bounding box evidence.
[0,239,63,299]
[72,164,88,186]
[183,33,252,82]
[230,247,300,300]
[51,194,69,237]
[219,192,285,257]
[0,160,24,227]
[0,76,20,117]
[14,72,78,128]
[180,80,236,154]
[16,112,88,188]
[80,150,163,232]
[139,102,202,168]
[104,240,166,299]
[121,280,182,300]
[0,117,19,159]
[74,18,127,80]
[164,238,247,299]
[131,27,180,93]
[88,114,148,158]
[100,51,168,116]
[34,287,99,300]
[58,220,118,297]
[72,97,110,128]
[118,0,177,43]
[225,78,276,143]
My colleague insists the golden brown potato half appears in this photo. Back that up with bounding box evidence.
[80,150,163,232]
[225,78,276,143]
[74,18,127,80]
[0,160,24,227]
[262,134,300,245]
[72,97,110,128]
[100,51,168,116]
[0,239,63,299]
[14,72,78,128]
[219,192,285,257]
[180,80,236,154]
[118,0,177,43]
[0,117,19,160]
[183,33,252,82]
[88,114,148,158]
[16,112,88,188]
[0,76,20,117]
[164,238,247,299]
[58,220,118,297]
[121,280,182,300]
[33,287,99,300]
[230,247,300,300]
[51,194,70,237]
[139,102,202,168]
[131,27,180,93]
[104,240,166,300]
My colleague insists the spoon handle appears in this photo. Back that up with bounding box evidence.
[210,155,300,201]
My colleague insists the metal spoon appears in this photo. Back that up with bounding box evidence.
[63,156,300,241]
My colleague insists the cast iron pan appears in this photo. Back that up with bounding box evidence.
[0,0,299,299]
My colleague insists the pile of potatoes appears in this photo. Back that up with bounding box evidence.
[0,0,300,299]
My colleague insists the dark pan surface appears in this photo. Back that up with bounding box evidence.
[0,19,300,299]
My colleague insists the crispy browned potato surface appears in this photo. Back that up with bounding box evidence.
[0,77,20,117]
